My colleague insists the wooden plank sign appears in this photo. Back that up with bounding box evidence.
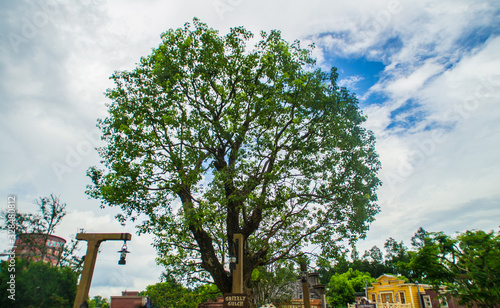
[223,294,248,308]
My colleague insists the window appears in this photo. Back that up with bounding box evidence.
[371,294,376,303]
[399,291,406,303]
[422,295,432,308]
[381,293,393,303]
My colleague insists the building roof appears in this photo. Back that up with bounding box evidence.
[16,233,67,243]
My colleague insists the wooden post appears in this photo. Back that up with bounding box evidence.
[232,233,244,294]
[300,262,311,308]
[73,233,131,308]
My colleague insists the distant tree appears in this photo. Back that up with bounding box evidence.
[383,237,411,278]
[251,261,296,306]
[86,18,381,302]
[328,274,354,308]
[88,295,110,308]
[192,283,222,304]
[408,229,500,308]
[410,227,427,248]
[1,194,66,235]
[318,247,380,286]
[326,268,374,307]
[348,270,375,294]
[0,258,78,308]
[319,237,414,285]
[395,227,430,282]
[355,246,386,278]
[143,281,196,308]
[317,254,350,284]
[362,245,383,264]
[142,278,221,308]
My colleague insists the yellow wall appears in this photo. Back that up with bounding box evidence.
[366,275,426,308]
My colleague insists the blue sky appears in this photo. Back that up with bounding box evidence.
[328,56,387,102]
[1,0,500,299]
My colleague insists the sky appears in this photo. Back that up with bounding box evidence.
[1,0,499,300]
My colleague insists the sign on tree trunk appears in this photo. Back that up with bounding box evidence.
[223,294,248,308]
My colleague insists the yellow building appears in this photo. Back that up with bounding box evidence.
[365,274,425,308]
[349,274,473,308]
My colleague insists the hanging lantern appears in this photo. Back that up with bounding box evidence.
[228,238,239,271]
[118,241,130,265]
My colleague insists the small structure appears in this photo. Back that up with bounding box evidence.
[110,291,147,308]
[288,271,325,308]
[12,233,66,266]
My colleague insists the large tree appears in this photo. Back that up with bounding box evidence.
[87,19,380,301]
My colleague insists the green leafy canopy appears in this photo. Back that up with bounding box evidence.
[87,19,381,293]
[408,229,500,308]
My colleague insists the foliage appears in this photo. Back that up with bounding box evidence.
[87,18,381,296]
[143,281,195,308]
[193,283,222,303]
[383,237,412,278]
[251,261,296,306]
[0,258,78,308]
[1,194,66,235]
[407,229,500,308]
[326,268,374,308]
[328,274,353,308]
[317,255,349,284]
[141,279,221,308]
[362,245,383,264]
[319,235,415,285]
[88,295,110,308]
[320,249,387,282]
[410,227,427,249]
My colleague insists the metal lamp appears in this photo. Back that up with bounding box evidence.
[118,241,130,265]
[229,238,239,271]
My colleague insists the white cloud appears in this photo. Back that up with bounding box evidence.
[358,33,500,253]
[338,75,364,90]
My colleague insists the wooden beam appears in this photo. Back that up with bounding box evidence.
[76,232,131,242]
[73,233,132,308]
[301,262,311,308]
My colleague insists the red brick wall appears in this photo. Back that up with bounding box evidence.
[110,296,146,308]
[13,233,66,265]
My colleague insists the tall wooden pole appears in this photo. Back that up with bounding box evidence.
[73,233,131,308]
[74,237,101,308]
[232,233,244,294]
[300,262,311,308]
